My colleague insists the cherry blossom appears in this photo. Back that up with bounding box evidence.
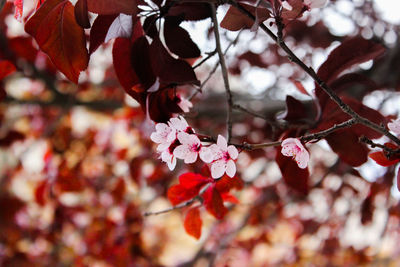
[388,118,400,136]
[169,116,192,133]
[150,122,176,152]
[208,135,239,179]
[174,132,213,164]
[304,0,327,9]
[161,146,177,171]
[281,138,309,169]
[178,96,193,113]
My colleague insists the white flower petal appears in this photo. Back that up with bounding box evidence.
[296,149,310,169]
[226,160,236,178]
[177,132,191,144]
[227,145,238,160]
[184,151,198,164]
[216,135,228,150]
[199,147,214,163]
[211,159,226,179]
[173,145,189,159]
[388,118,400,135]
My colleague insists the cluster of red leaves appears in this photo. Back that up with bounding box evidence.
[168,172,243,239]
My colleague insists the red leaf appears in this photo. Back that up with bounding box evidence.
[149,37,199,85]
[221,192,239,204]
[112,37,141,91]
[35,180,48,206]
[215,175,243,193]
[179,172,212,190]
[164,16,200,59]
[0,130,24,147]
[0,60,16,80]
[167,184,199,206]
[167,3,211,21]
[111,178,126,203]
[282,95,307,122]
[326,130,369,166]
[276,148,309,195]
[316,36,385,104]
[89,14,118,54]
[203,185,228,219]
[290,78,309,96]
[86,0,137,15]
[74,0,90,29]
[184,207,202,239]
[369,151,400,167]
[25,0,89,83]
[147,89,182,122]
[220,4,269,31]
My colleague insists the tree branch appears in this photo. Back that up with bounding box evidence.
[143,183,211,216]
[210,3,234,143]
[229,0,400,146]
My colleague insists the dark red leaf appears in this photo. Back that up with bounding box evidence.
[164,16,200,59]
[143,14,158,39]
[184,207,202,239]
[89,14,118,54]
[112,37,141,91]
[326,130,369,166]
[35,180,48,206]
[74,0,90,29]
[361,195,373,225]
[86,0,137,15]
[369,151,400,167]
[316,36,385,104]
[220,5,269,31]
[0,60,16,80]
[149,37,199,85]
[167,3,211,21]
[111,178,126,203]
[147,89,182,122]
[25,0,89,83]
[282,95,307,122]
[203,185,228,219]
[281,0,305,20]
[0,130,24,147]
[276,148,309,195]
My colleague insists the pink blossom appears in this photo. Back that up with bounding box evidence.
[169,116,192,132]
[150,123,176,152]
[208,135,239,179]
[178,97,193,113]
[281,138,309,169]
[161,148,177,171]
[173,132,213,164]
[304,0,327,9]
[388,118,400,136]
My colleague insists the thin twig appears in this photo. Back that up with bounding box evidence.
[360,136,400,156]
[143,183,211,216]
[228,0,400,146]
[210,3,234,143]
[236,118,358,150]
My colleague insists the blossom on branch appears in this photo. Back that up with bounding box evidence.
[304,0,327,9]
[208,135,239,179]
[174,132,213,164]
[281,138,309,169]
[388,118,400,136]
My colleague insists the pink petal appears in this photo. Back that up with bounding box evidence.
[199,147,214,163]
[177,132,191,144]
[227,145,238,160]
[173,145,189,160]
[226,160,236,178]
[211,159,226,179]
[281,144,296,157]
[216,135,228,150]
[388,119,400,135]
[169,116,189,131]
[184,151,198,164]
[295,149,309,169]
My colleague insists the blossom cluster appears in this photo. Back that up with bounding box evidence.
[151,116,238,179]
